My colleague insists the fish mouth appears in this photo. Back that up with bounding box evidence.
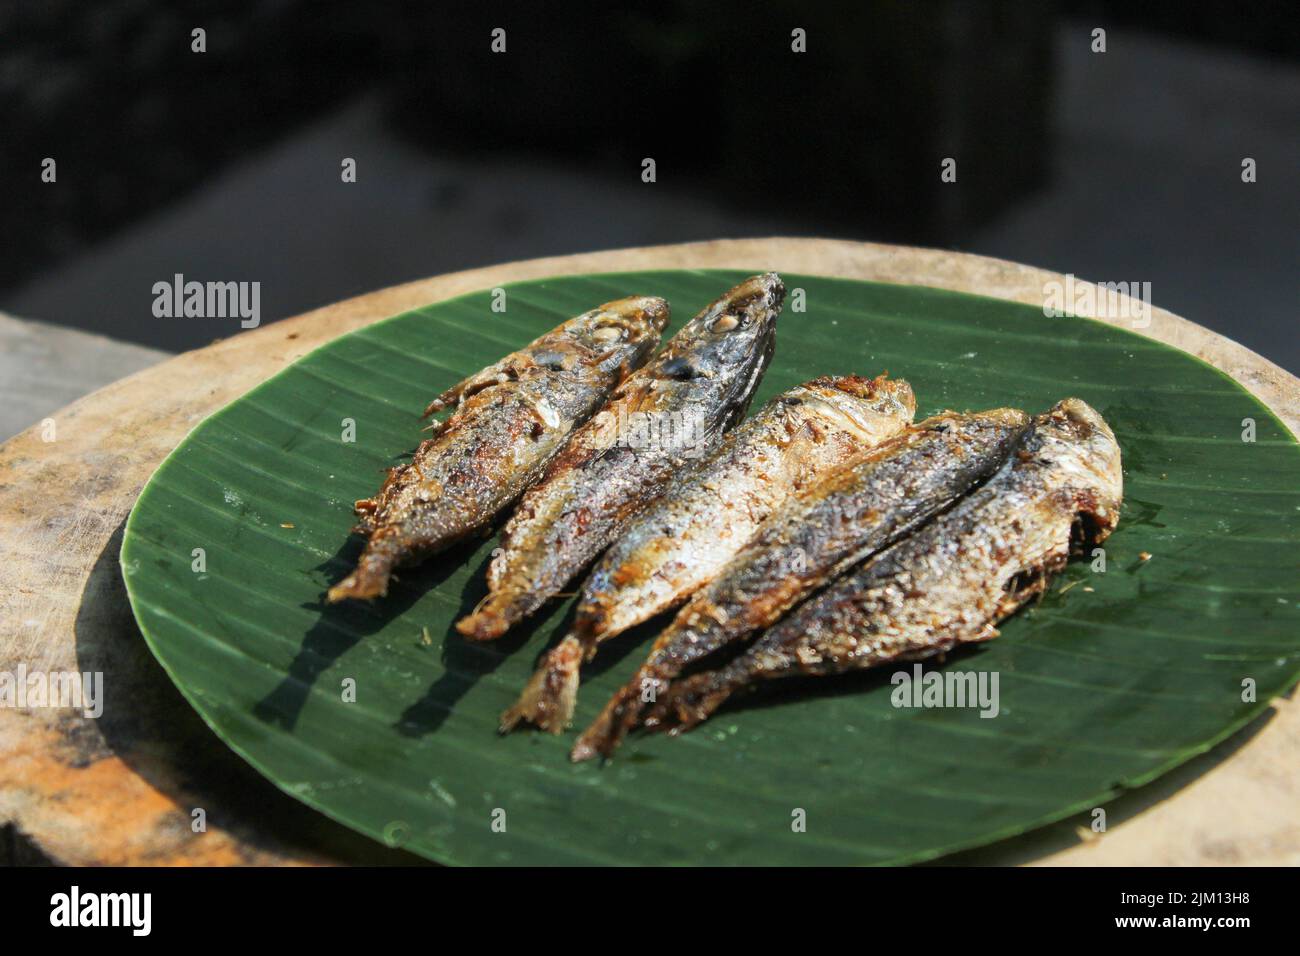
[1041,398,1116,456]
[796,375,917,438]
[741,271,785,306]
[716,302,779,425]
[742,271,785,307]
[707,275,783,424]
[735,272,785,325]
[1044,397,1124,500]
[593,296,671,339]
[629,296,671,333]
[1050,396,1112,438]
[730,274,784,345]
[702,273,785,333]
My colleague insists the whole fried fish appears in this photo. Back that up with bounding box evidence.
[643,398,1123,735]
[573,405,1031,760]
[327,296,669,603]
[455,273,784,640]
[500,374,917,733]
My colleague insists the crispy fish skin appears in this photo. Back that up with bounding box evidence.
[573,405,1031,760]
[499,374,916,733]
[645,397,1123,734]
[579,375,917,642]
[326,296,669,603]
[455,273,784,641]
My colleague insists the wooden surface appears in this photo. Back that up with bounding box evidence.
[1,238,1297,866]
[0,312,169,444]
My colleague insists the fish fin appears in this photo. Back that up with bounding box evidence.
[499,636,583,734]
[568,736,602,763]
[571,669,666,761]
[326,564,389,603]
[352,497,379,533]
[454,592,516,640]
[642,670,738,734]
[571,685,634,761]
[327,532,399,603]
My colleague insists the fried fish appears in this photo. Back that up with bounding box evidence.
[500,374,916,733]
[455,273,785,641]
[643,398,1123,736]
[326,296,669,603]
[573,405,1032,760]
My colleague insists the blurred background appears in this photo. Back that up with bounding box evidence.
[2,0,1297,400]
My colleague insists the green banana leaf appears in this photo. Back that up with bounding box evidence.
[121,270,1300,865]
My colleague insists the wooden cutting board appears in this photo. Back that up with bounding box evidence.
[2,238,1297,866]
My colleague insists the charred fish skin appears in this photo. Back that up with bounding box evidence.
[456,273,785,641]
[577,375,917,643]
[498,374,916,734]
[647,397,1124,734]
[326,296,669,603]
[572,405,1031,760]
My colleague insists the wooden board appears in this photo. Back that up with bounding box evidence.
[0,311,169,444]
[2,238,1297,866]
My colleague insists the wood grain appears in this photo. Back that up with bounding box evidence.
[2,238,1296,865]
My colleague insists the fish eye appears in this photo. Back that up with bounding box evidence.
[659,356,698,379]
[591,325,624,342]
[531,349,569,370]
[711,313,743,332]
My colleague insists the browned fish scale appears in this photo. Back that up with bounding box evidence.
[572,405,1031,760]
[499,374,916,733]
[643,398,1123,736]
[455,273,784,641]
[326,296,669,603]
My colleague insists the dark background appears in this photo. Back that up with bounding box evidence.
[3,1,1297,368]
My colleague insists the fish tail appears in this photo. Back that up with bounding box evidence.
[642,669,741,734]
[326,531,401,603]
[571,665,669,762]
[499,635,584,734]
[570,683,638,762]
[454,589,526,640]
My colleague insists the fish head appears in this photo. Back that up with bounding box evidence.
[1036,397,1124,537]
[563,295,670,368]
[657,272,784,396]
[789,375,917,443]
